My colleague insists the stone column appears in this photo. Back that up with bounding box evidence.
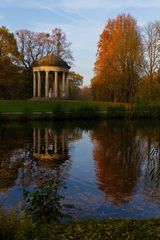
[45,71,49,98]
[54,71,58,98]
[66,74,69,97]
[38,71,41,97]
[33,72,36,98]
[62,72,66,97]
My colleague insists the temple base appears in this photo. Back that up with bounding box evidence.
[31,97,69,101]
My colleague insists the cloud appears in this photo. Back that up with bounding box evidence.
[1,0,160,11]
[1,0,160,85]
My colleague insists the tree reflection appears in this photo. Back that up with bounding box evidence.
[91,121,141,206]
[137,125,160,202]
[0,127,31,191]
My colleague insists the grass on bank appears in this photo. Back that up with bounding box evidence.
[0,100,113,113]
[0,214,160,240]
[0,100,127,120]
[1,100,160,119]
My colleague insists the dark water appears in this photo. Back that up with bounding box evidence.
[0,120,160,220]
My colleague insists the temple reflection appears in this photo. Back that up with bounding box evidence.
[33,128,69,161]
[0,126,82,191]
[18,127,83,187]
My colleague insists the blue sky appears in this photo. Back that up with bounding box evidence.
[0,0,160,85]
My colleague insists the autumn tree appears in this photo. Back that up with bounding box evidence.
[92,14,143,102]
[79,86,92,100]
[0,26,24,99]
[136,73,160,101]
[68,71,83,99]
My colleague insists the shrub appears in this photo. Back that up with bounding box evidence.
[70,105,99,119]
[19,108,33,121]
[52,104,66,119]
[22,178,73,223]
[130,101,160,118]
[106,105,127,118]
[38,112,50,120]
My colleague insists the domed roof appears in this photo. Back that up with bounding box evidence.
[34,54,70,69]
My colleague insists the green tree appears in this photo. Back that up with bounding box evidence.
[68,71,83,99]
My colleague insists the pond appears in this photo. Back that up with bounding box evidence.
[0,120,160,220]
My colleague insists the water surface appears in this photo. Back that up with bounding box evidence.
[0,120,160,219]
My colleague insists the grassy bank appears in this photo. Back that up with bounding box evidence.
[0,214,159,240]
[0,100,125,120]
[0,100,160,120]
[0,100,112,112]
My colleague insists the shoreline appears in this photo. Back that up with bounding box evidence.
[0,216,160,239]
[0,100,160,120]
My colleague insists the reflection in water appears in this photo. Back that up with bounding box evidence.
[0,127,30,191]
[138,129,160,204]
[19,127,83,188]
[91,121,160,209]
[0,125,82,193]
[91,122,141,206]
[0,121,160,219]
[33,128,69,161]
[145,142,160,192]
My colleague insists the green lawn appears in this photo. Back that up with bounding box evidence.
[0,100,112,113]
[1,100,160,119]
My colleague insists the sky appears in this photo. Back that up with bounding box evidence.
[0,0,160,85]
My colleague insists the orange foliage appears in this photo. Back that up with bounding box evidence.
[92,14,143,102]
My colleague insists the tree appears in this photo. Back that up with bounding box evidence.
[0,26,18,60]
[79,86,92,100]
[15,28,73,97]
[15,30,53,69]
[132,22,160,102]
[68,71,83,99]
[142,23,160,80]
[139,22,160,101]
[51,28,73,65]
[16,28,73,70]
[136,73,160,101]
[15,30,54,98]
[92,14,143,102]
[0,26,24,99]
